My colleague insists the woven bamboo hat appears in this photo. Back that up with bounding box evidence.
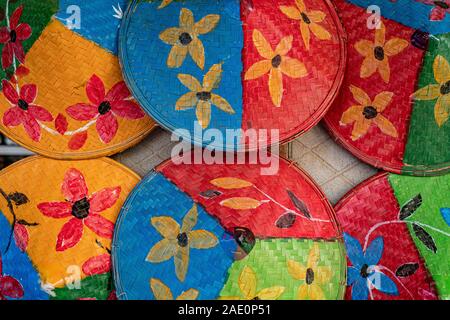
[0,156,140,300]
[112,153,346,300]
[119,0,346,151]
[324,0,450,175]
[0,0,156,159]
[335,172,450,300]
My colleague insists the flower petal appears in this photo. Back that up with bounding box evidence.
[177,289,199,300]
[351,278,369,300]
[188,38,205,70]
[433,55,450,84]
[158,0,173,9]
[1,42,13,69]
[3,107,24,126]
[373,91,394,112]
[167,45,188,68]
[181,204,198,233]
[66,103,98,121]
[174,246,190,282]
[211,94,235,114]
[347,267,360,286]
[295,0,306,11]
[188,230,218,249]
[9,5,23,29]
[194,14,220,35]
[68,132,88,150]
[280,57,307,78]
[287,260,307,280]
[2,79,19,104]
[196,100,211,129]
[297,284,308,300]
[56,218,84,251]
[84,214,114,239]
[354,40,373,57]
[279,6,301,20]
[307,243,320,269]
[343,233,365,268]
[86,75,106,105]
[28,105,53,122]
[12,42,25,64]
[244,60,271,80]
[178,74,202,92]
[275,35,293,56]
[269,68,283,107]
[61,168,89,202]
[310,22,331,40]
[252,29,274,60]
[82,254,111,276]
[89,186,121,213]
[150,278,174,300]
[203,63,223,92]
[37,202,72,218]
[378,59,390,83]
[96,112,118,144]
[20,84,37,104]
[430,6,447,21]
[159,27,182,45]
[340,105,363,125]
[351,118,371,141]
[152,216,181,239]
[308,10,326,23]
[15,23,32,41]
[146,239,177,263]
[384,38,408,56]
[111,101,145,119]
[239,266,257,299]
[349,85,371,106]
[433,95,450,127]
[180,8,194,30]
[375,22,385,46]
[257,287,285,300]
[22,112,41,142]
[176,92,198,110]
[360,56,378,79]
[368,272,398,295]
[308,284,325,300]
[0,276,24,299]
[300,21,311,50]
[364,236,384,266]
[14,224,29,252]
[0,27,9,43]
[373,114,398,138]
[316,266,332,284]
[105,82,131,102]
[413,84,441,101]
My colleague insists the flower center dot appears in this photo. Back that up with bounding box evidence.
[434,1,449,9]
[360,264,370,278]
[363,106,378,119]
[251,296,260,300]
[374,46,385,61]
[301,12,311,24]
[177,232,188,247]
[18,99,28,111]
[72,197,90,219]
[9,30,16,43]
[196,91,211,101]
[441,81,450,95]
[98,101,111,115]
[271,55,282,68]
[306,268,315,285]
[179,32,193,46]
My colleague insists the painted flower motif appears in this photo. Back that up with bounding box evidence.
[13,223,29,252]
[0,254,24,300]
[418,0,450,21]
[340,85,398,141]
[66,75,145,144]
[2,80,53,142]
[354,22,408,83]
[82,254,111,276]
[287,244,331,300]
[37,168,121,252]
[159,8,220,69]
[0,5,31,69]
[344,233,398,300]
[244,30,307,107]
[413,55,450,127]
[280,0,331,51]
[158,0,173,9]
[176,63,234,129]
[150,278,199,300]
[146,204,218,282]
[220,266,285,300]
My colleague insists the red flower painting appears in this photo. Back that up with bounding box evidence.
[66,75,145,144]
[418,0,450,21]
[37,168,121,252]
[0,5,31,69]
[0,254,24,300]
[2,80,53,141]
